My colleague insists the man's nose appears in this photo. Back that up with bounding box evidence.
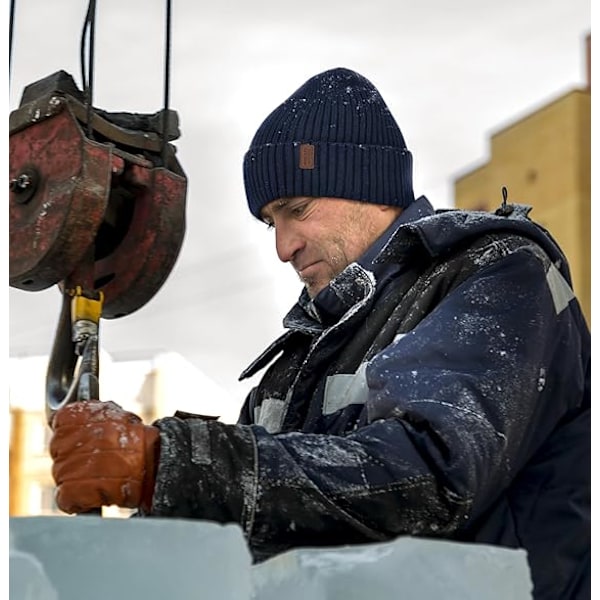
[275,221,305,263]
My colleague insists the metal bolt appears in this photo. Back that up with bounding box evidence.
[10,173,32,191]
[9,168,39,204]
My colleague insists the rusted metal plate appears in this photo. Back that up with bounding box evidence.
[9,104,110,291]
[93,162,187,318]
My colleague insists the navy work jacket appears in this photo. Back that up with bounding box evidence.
[151,197,590,600]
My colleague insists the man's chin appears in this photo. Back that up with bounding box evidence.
[299,269,340,299]
[302,279,328,299]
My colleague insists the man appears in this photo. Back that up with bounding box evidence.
[50,68,590,599]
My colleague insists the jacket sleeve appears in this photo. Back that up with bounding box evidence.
[149,242,588,560]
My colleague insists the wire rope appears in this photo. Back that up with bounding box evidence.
[79,0,97,138]
[162,0,172,167]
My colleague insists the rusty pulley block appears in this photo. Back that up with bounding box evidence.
[9,70,187,319]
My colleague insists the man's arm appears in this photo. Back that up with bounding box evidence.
[49,240,587,559]
[147,243,587,557]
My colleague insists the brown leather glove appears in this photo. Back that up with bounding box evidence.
[49,400,160,514]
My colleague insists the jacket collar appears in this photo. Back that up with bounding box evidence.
[240,197,564,381]
[302,196,435,327]
[238,198,431,382]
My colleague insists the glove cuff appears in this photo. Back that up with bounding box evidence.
[140,425,161,513]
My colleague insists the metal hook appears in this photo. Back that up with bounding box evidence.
[46,288,102,427]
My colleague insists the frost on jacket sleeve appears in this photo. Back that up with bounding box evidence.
[149,242,587,560]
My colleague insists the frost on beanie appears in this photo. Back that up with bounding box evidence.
[243,67,415,219]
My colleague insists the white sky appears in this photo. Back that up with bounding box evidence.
[7,0,592,408]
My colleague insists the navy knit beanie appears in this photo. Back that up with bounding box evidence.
[243,67,415,219]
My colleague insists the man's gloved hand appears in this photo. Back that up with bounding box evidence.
[49,400,160,514]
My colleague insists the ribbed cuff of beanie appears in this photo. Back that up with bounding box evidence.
[243,141,414,219]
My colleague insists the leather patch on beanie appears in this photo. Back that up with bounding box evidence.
[299,144,315,169]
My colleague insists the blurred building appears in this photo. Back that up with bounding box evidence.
[454,33,591,326]
[9,351,241,517]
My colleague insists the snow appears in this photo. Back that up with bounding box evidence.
[10,516,533,599]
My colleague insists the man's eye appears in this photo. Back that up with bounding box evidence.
[265,221,274,230]
[290,202,310,217]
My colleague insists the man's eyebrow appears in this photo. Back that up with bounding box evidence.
[260,199,289,221]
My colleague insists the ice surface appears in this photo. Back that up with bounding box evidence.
[9,543,58,600]
[10,517,533,600]
[251,536,534,600]
[9,516,252,600]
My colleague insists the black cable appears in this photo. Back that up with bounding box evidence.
[86,0,97,138]
[162,0,172,167]
[80,10,88,91]
[9,0,16,78]
[80,0,97,138]
[78,1,172,150]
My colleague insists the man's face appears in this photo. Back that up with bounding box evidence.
[260,196,400,298]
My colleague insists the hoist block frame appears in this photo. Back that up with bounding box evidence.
[9,88,188,319]
[9,96,111,291]
[92,157,187,319]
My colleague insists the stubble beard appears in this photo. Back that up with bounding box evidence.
[300,236,349,299]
